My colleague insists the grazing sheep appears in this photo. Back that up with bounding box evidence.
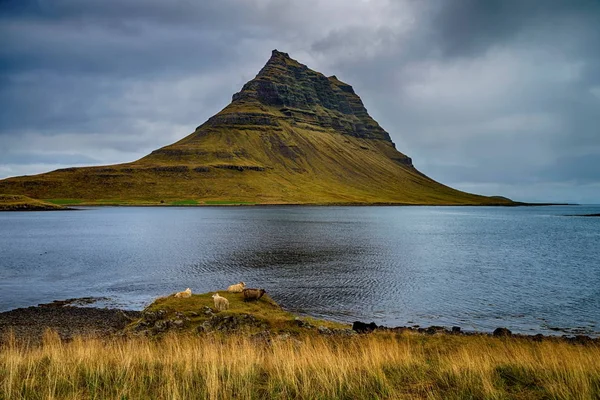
[243,288,266,301]
[227,281,246,293]
[174,288,192,298]
[212,293,229,311]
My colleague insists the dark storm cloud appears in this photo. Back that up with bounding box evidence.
[432,0,600,57]
[0,0,599,203]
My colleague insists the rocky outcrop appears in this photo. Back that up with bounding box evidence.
[230,50,392,142]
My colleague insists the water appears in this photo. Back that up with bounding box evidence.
[1,205,599,336]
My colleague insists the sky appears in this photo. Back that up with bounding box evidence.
[1,0,599,204]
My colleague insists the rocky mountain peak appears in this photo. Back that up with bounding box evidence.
[230,50,392,142]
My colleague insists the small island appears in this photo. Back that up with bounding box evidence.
[0,194,69,211]
[1,290,598,399]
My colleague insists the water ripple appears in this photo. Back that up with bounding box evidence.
[1,205,599,337]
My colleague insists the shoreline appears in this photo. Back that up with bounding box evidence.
[0,200,582,211]
[63,201,577,207]
[1,300,597,345]
[0,302,141,344]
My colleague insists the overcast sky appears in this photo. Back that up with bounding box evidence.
[1,0,599,203]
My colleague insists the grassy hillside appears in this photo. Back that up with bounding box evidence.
[0,118,512,206]
[0,194,67,211]
[0,51,516,206]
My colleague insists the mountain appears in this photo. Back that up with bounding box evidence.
[0,50,513,206]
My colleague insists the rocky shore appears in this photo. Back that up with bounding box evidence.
[1,295,598,346]
[0,301,140,344]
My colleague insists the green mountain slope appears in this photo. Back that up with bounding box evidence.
[0,50,513,206]
[0,194,67,211]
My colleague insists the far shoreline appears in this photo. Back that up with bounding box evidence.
[46,201,579,208]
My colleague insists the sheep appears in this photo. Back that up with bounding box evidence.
[212,293,229,311]
[174,288,192,298]
[243,288,266,301]
[227,281,246,293]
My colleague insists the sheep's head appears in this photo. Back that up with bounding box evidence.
[240,281,246,287]
[212,293,220,299]
[185,288,191,293]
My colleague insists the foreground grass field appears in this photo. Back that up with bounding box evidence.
[2,329,599,399]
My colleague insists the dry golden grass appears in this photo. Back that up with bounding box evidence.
[2,330,598,399]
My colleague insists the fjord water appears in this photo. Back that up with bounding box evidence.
[1,206,598,336]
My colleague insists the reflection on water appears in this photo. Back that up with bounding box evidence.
[1,205,599,336]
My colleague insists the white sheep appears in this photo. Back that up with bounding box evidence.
[174,288,192,298]
[227,281,246,293]
[212,293,229,311]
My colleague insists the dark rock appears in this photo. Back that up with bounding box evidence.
[149,166,189,173]
[154,320,169,332]
[214,164,265,172]
[172,319,185,329]
[0,306,141,344]
[200,313,268,333]
[493,327,512,337]
[571,335,593,345]
[294,317,314,329]
[317,326,333,335]
[142,311,158,323]
[352,321,378,334]
[424,326,447,335]
[532,334,545,342]
[452,326,461,334]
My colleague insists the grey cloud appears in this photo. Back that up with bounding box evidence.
[0,152,100,165]
[432,0,600,58]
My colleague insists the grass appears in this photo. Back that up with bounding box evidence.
[0,194,67,211]
[170,200,199,205]
[2,330,599,399]
[204,200,256,205]
[45,199,83,205]
[139,292,348,336]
